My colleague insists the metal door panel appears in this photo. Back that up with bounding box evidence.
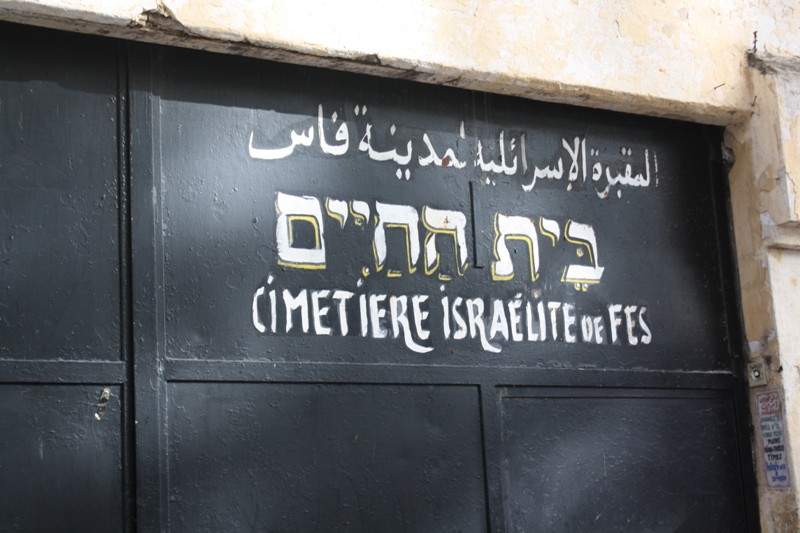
[500,388,747,531]
[167,382,486,531]
[0,384,124,531]
[0,24,121,361]
[0,23,133,532]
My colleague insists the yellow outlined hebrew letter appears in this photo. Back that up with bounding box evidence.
[561,220,604,288]
[349,200,370,227]
[325,198,349,229]
[491,214,540,281]
[538,217,560,247]
[275,192,326,270]
[422,206,468,278]
[373,202,420,276]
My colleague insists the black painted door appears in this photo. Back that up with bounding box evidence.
[0,24,131,531]
[0,22,758,531]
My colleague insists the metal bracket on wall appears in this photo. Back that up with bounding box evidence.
[748,362,769,387]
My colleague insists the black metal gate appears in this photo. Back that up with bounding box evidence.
[0,22,759,531]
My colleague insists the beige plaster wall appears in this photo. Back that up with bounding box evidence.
[3,0,800,530]
[0,0,796,125]
[727,69,800,527]
[730,57,800,531]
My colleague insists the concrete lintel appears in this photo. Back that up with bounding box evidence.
[0,1,752,127]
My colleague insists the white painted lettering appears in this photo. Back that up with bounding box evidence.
[331,290,354,336]
[639,306,652,345]
[624,305,638,346]
[547,302,561,341]
[311,290,332,335]
[252,287,266,333]
[369,294,389,339]
[283,289,309,333]
[563,303,577,343]
[466,298,500,353]
[608,304,623,344]
[489,299,510,341]
[508,295,523,342]
[452,297,468,340]
[411,295,431,341]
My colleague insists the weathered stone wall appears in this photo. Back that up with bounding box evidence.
[728,53,800,530]
[727,70,789,533]
[2,1,800,530]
